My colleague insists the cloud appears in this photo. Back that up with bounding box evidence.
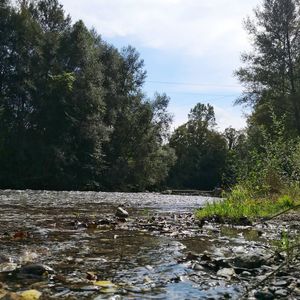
[169,102,247,132]
[59,0,258,129]
[60,0,259,57]
[213,105,247,131]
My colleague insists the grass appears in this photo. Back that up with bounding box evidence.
[196,185,298,221]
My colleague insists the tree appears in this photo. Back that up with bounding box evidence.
[101,47,175,191]
[0,0,44,188]
[222,127,247,187]
[236,0,300,135]
[0,0,175,191]
[168,103,227,190]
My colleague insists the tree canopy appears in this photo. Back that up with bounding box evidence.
[0,0,175,191]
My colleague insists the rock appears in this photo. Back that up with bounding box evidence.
[217,268,235,279]
[192,263,205,271]
[293,288,300,296]
[17,264,54,279]
[214,258,231,269]
[0,263,18,272]
[241,271,252,277]
[115,207,129,218]
[0,255,11,263]
[186,252,199,261]
[274,289,288,298]
[273,280,288,287]
[237,216,252,226]
[98,218,112,225]
[80,285,100,291]
[233,253,269,269]
[254,290,274,300]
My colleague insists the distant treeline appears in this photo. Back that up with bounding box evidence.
[1,0,300,193]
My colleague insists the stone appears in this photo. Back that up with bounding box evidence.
[217,268,235,279]
[0,263,18,272]
[254,290,274,300]
[192,263,205,271]
[115,207,129,218]
[233,253,269,269]
[274,289,288,298]
[17,264,54,278]
[241,271,252,277]
[293,288,300,296]
[273,280,288,287]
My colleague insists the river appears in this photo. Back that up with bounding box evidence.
[0,190,290,299]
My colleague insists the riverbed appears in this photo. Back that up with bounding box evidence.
[0,190,299,299]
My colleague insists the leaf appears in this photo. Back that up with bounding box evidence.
[13,231,29,240]
[20,289,42,300]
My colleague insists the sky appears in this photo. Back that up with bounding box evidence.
[60,0,261,131]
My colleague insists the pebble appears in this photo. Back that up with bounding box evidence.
[241,271,252,277]
[274,289,288,297]
[217,268,235,279]
[116,207,129,218]
[254,290,274,300]
[233,253,269,269]
[17,264,54,278]
[0,263,18,272]
[273,280,288,287]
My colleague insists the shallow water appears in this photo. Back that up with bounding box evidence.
[0,190,277,299]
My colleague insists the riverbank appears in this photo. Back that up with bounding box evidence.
[0,190,299,299]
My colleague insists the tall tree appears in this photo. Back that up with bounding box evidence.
[168,103,227,190]
[236,0,300,134]
[0,0,175,191]
[0,1,44,188]
[101,46,175,190]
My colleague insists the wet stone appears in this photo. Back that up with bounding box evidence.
[0,263,18,273]
[17,264,54,278]
[254,290,274,300]
[116,207,129,218]
[98,218,112,225]
[233,254,269,269]
[274,289,288,297]
[273,280,288,287]
[216,268,235,279]
[240,271,252,277]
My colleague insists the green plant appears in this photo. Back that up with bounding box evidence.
[277,195,294,208]
[196,185,299,221]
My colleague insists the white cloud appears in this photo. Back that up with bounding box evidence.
[59,0,258,129]
[60,0,259,57]
[170,102,247,132]
[214,105,247,131]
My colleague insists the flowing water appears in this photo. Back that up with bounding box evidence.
[0,190,281,299]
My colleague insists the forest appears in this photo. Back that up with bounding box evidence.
[1,0,300,196]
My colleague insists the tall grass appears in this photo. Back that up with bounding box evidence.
[196,185,298,221]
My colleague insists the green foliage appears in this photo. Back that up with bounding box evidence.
[167,103,227,190]
[235,0,300,134]
[277,195,295,208]
[196,185,298,221]
[0,0,175,191]
[274,229,300,263]
[231,110,299,196]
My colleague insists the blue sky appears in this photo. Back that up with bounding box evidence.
[60,0,260,131]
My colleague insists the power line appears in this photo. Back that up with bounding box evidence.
[146,80,241,89]
[163,91,238,98]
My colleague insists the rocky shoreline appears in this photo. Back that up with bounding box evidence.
[0,191,299,299]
